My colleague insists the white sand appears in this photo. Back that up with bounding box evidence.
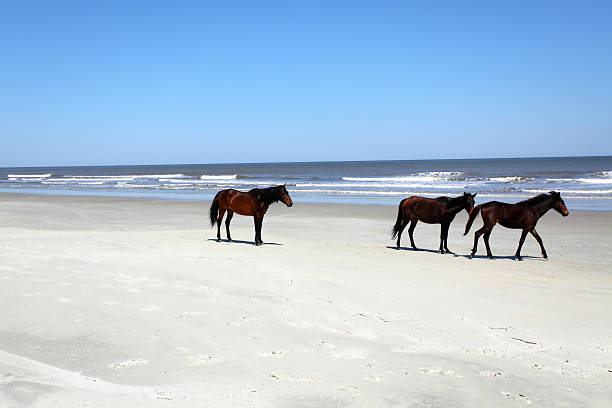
[0,193,611,407]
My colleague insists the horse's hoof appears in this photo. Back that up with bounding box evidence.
[543,255,548,259]
[516,257,523,261]
[412,247,419,251]
[227,239,233,243]
[216,239,221,242]
[488,256,495,260]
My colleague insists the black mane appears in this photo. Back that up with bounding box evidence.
[250,185,284,206]
[516,193,552,206]
[438,194,466,209]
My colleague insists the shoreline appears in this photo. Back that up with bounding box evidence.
[2,190,612,212]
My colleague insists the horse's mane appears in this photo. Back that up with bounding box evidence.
[437,195,465,208]
[516,193,551,206]
[250,185,284,205]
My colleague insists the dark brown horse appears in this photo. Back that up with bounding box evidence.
[464,191,568,260]
[209,184,293,245]
[392,192,476,253]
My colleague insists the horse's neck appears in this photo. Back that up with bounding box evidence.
[446,199,465,215]
[531,198,554,218]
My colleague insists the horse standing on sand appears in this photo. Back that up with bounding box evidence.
[464,191,569,260]
[209,184,293,245]
[392,192,477,253]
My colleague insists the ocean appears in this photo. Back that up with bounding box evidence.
[1,156,611,210]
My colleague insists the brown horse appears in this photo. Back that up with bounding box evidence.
[464,191,568,260]
[392,192,476,253]
[209,184,293,245]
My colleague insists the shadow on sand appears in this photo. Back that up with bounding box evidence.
[207,238,282,246]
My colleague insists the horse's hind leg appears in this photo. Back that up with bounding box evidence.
[216,208,226,242]
[515,229,529,261]
[225,210,234,242]
[483,229,494,259]
[408,220,418,250]
[530,228,547,259]
[470,225,487,258]
[396,219,409,249]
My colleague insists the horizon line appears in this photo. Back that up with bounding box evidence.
[1,154,611,169]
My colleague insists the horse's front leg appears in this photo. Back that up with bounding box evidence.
[253,215,263,245]
[530,228,547,259]
[443,223,452,254]
[439,224,445,253]
[515,229,529,261]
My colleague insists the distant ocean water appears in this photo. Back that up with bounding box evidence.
[1,156,611,210]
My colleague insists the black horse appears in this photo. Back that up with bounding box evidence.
[209,184,293,245]
[392,192,476,253]
[464,191,569,260]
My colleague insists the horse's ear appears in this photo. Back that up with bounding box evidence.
[549,190,559,197]
[472,193,477,198]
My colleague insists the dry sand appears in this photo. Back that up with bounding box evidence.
[0,193,611,407]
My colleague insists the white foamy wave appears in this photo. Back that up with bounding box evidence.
[7,174,52,178]
[114,183,159,189]
[489,176,530,182]
[523,189,612,195]
[343,176,435,182]
[64,174,186,179]
[199,175,238,180]
[42,181,106,185]
[546,177,612,184]
[160,178,276,186]
[45,177,137,182]
[295,182,462,189]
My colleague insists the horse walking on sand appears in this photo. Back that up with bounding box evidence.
[464,191,569,260]
[392,192,477,253]
[209,184,293,245]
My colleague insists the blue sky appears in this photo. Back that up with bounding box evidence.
[1,1,611,166]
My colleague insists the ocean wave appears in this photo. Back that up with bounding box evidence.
[295,182,463,189]
[160,178,277,186]
[44,177,138,182]
[489,176,532,182]
[546,177,612,184]
[199,174,238,180]
[61,174,186,179]
[42,181,106,185]
[342,176,437,182]
[7,174,52,178]
[522,189,612,195]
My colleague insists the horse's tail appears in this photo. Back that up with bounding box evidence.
[209,192,220,227]
[391,198,408,239]
[464,204,482,235]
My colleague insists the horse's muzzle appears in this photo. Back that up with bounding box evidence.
[286,202,293,207]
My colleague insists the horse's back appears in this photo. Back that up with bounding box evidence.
[403,196,445,223]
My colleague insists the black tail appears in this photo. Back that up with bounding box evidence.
[464,204,482,235]
[391,198,407,239]
[209,192,220,227]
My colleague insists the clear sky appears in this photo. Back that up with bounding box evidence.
[1,1,611,167]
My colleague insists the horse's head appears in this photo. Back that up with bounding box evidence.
[550,191,569,216]
[463,192,477,214]
[279,184,293,207]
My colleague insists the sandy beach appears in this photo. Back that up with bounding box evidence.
[0,193,611,407]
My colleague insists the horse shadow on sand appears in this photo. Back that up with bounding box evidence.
[386,246,544,261]
[207,238,282,246]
